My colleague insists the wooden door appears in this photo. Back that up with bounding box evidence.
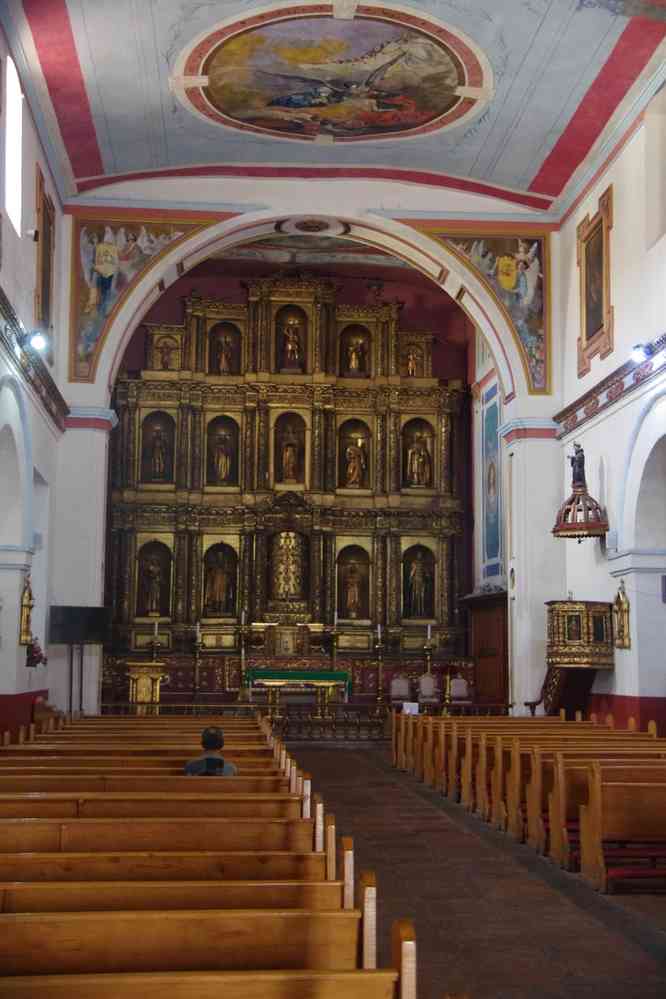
[467,594,508,705]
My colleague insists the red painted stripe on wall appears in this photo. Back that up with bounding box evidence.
[529,18,666,197]
[23,0,104,178]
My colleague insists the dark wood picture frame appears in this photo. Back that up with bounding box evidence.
[576,185,613,377]
[35,166,55,342]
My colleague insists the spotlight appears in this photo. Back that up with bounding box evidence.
[29,332,47,351]
[631,343,655,364]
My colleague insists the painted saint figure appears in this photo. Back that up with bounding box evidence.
[407,552,429,618]
[143,557,162,616]
[569,442,586,488]
[281,435,299,481]
[150,427,167,480]
[344,563,362,619]
[212,432,232,483]
[218,335,233,375]
[346,338,365,375]
[406,436,431,487]
[204,552,231,615]
[406,349,418,377]
[345,438,367,488]
[280,317,304,370]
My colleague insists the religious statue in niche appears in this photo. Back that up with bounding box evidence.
[19,575,34,645]
[136,541,172,618]
[140,412,175,483]
[337,546,370,621]
[340,324,370,377]
[275,413,305,484]
[403,546,435,619]
[270,531,308,601]
[206,416,239,486]
[208,322,241,376]
[338,420,370,489]
[203,544,237,617]
[155,336,179,371]
[406,348,419,377]
[613,579,630,649]
[276,306,307,372]
[402,419,434,488]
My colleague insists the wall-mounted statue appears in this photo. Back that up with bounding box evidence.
[338,419,370,489]
[136,541,172,617]
[206,415,239,486]
[337,545,370,620]
[340,324,371,377]
[140,411,175,483]
[155,336,179,371]
[402,419,434,488]
[276,305,307,373]
[403,545,435,619]
[203,543,237,617]
[208,322,241,375]
[275,413,305,485]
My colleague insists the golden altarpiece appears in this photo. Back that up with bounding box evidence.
[104,277,466,703]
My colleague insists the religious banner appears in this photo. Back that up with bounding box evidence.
[69,216,212,381]
[431,231,550,394]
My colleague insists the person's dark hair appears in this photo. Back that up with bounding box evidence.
[201,726,224,751]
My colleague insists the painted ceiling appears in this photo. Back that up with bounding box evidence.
[6,1,666,212]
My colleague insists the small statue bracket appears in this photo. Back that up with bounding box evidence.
[613,579,631,649]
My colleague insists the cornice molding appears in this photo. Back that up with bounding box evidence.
[65,406,119,432]
[498,418,558,444]
[554,334,666,439]
[0,286,69,432]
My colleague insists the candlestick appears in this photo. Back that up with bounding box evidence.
[153,619,158,638]
[427,623,431,642]
[377,623,382,642]
[195,621,201,642]
[333,610,338,629]
[241,609,246,626]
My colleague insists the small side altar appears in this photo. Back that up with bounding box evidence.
[246,668,350,717]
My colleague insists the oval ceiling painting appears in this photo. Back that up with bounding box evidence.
[181,8,491,142]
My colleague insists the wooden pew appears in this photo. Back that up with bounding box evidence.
[0,791,302,820]
[0,743,272,756]
[0,757,277,771]
[0,775,288,793]
[0,816,315,853]
[579,765,666,892]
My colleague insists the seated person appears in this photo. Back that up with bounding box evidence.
[184,726,238,776]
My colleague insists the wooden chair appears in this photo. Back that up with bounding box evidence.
[416,674,439,713]
[390,674,411,708]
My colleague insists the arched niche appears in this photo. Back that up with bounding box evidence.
[402,418,435,489]
[203,542,238,618]
[635,434,666,549]
[275,304,307,373]
[274,412,306,485]
[337,545,370,621]
[208,321,241,375]
[140,411,176,483]
[0,425,22,546]
[206,415,240,486]
[339,324,371,378]
[136,540,172,618]
[402,544,436,620]
[152,334,180,371]
[338,419,371,490]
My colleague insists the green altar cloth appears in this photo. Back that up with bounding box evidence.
[246,668,350,695]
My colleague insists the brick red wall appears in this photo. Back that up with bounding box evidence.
[0,690,49,742]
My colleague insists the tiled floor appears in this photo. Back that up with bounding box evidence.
[295,745,666,999]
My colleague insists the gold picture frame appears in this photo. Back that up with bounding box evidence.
[577,185,613,377]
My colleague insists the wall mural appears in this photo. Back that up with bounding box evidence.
[481,383,501,579]
[433,232,549,394]
[188,11,489,142]
[70,217,209,381]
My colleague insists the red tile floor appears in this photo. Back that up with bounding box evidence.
[295,745,666,999]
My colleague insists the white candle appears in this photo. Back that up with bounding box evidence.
[377,623,382,641]
[334,610,338,629]
[153,619,158,638]
[195,621,201,641]
[241,609,246,626]
[427,624,431,642]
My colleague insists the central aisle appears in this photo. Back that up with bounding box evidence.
[295,746,666,999]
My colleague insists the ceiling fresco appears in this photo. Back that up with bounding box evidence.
[9,1,666,209]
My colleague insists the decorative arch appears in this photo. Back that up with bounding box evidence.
[402,544,436,620]
[202,542,238,618]
[136,540,172,618]
[619,390,666,550]
[85,212,530,405]
[0,374,34,549]
[337,545,370,621]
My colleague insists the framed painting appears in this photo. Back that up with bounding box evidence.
[576,185,613,377]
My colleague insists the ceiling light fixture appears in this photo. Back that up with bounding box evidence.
[29,332,47,351]
[631,343,654,364]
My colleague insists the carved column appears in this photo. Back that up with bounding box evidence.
[246,300,258,372]
[126,401,138,488]
[310,530,323,622]
[257,401,270,490]
[387,533,402,626]
[388,411,401,494]
[239,531,253,619]
[110,419,122,490]
[439,536,451,626]
[174,530,189,624]
[176,404,190,490]
[189,531,202,624]
[313,301,321,374]
[242,406,256,492]
[195,316,207,373]
[119,529,136,624]
[312,407,324,492]
[324,409,336,492]
[253,529,267,621]
[373,532,387,626]
[191,404,203,489]
[258,292,271,373]
[440,412,452,495]
[375,412,387,494]
[323,531,336,626]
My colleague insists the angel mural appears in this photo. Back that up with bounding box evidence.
[446,235,548,392]
[74,221,188,379]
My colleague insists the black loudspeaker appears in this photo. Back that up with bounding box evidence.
[49,606,111,645]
